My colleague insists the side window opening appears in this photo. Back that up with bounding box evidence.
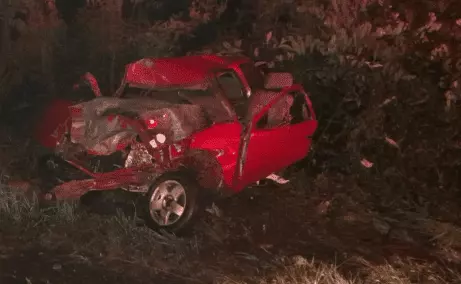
[256,113,269,128]
[121,85,235,124]
[216,72,245,100]
[289,92,310,124]
[239,62,265,91]
[216,71,248,120]
[255,92,310,129]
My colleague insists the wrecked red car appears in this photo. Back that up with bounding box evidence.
[33,55,318,233]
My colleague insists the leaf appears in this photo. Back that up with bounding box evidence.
[299,36,306,55]
[393,21,406,35]
[278,44,296,53]
[357,22,372,39]
[315,71,323,79]
[384,136,399,148]
[401,75,416,81]
[338,55,345,66]
[286,52,295,60]
[310,39,322,53]
[445,90,455,110]
[379,96,396,107]
[361,158,374,168]
[222,41,232,49]
[331,0,339,12]
[318,46,328,55]
[456,59,461,72]
[291,37,304,55]
[304,35,312,48]
[227,47,243,54]
[331,72,337,82]
[328,35,337,46]
[234,39,242,48]
[394,69,404,82]
[265,31,273,43]
[382,62,393,76]
[443,59,453,72]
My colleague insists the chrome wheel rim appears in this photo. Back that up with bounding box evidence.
[149,180,186,226]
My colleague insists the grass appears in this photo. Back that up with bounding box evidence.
[0,129,459,283]
[220,260,356,284]
[2,176,461,284]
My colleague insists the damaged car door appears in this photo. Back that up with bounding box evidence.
[234,87,317,189]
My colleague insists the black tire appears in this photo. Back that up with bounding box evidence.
[143,171,201,235]
[36,154,65,191]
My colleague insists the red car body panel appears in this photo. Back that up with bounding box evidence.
[236,122,317,189]
[233,86,318,191]
[121,55,252,90]
[32,55,318,201]
[189,122,242,189]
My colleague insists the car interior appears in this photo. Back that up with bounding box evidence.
[215,71,249,121]
[254,91,311,129]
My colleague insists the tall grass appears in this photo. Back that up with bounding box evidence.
[0,183,79,225]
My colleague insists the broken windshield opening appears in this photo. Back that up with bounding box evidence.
[239,62,265,92]
[119,85,235,124]
[216,71,246,100]
[120,86,212,103]
[216,71,248,120]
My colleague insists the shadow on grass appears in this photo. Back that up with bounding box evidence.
[2,172,461,283]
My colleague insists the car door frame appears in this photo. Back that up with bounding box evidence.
[232,84,317,191]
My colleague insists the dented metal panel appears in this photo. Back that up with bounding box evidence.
[30,55,318,205]
[69,97,210,155]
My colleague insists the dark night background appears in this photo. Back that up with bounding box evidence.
[1,0,461,283]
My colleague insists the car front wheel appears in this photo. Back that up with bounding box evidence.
[143,171,200,235]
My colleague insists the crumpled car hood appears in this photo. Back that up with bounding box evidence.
[69,97,209,155]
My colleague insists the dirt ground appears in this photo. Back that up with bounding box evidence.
[0,244,184,284]
[2,173,461,284]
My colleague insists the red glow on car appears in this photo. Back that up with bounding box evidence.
[145,118,158,129]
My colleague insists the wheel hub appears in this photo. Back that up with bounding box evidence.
[162,195,175,208]
[149,180,187,226]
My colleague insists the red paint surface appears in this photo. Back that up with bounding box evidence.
[34,56,318,201]
[83,72,102,97]
[124,55,251,88]
[189,122,242,189]
[237,121,317,188]
[189,86,318,193]
[52,165,156,200]
[235,86,318,190]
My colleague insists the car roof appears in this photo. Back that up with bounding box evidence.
[123,55,251,90]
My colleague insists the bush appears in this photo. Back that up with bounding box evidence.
[1,0,461,211]
[202,0,461,207]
